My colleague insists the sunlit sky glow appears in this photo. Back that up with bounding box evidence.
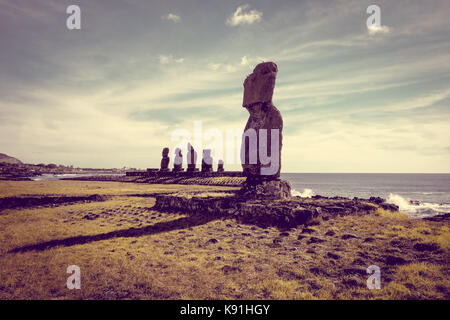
[0,0,449,172]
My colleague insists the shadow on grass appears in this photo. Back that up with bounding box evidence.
[8,214,218,254]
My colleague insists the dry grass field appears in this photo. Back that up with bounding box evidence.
[0,180,448,299]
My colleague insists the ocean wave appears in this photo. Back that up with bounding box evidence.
[292,188,314,198]
[387,193,450,218]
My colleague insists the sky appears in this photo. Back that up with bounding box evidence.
[0,0,449,173]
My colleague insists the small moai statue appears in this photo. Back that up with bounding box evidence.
[186,143,199,172]
[217,159,224,172]
[173,148,183,172]
[201,149,213,172]
[160,147,170,172]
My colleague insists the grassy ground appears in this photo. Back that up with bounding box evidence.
[0,180,448,299]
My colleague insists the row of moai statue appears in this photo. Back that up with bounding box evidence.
[159,143,224,173]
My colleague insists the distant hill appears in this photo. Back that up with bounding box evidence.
[0,153,22,165]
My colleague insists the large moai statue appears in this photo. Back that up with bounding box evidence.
[217,159,224,173]
[173,148,183,172]
[201,149,213,173]
[160,147,170,172]
[186,143,199,172]
[239,62,291,199]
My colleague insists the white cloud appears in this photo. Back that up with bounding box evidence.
[159,54,184,65]
[226,4,262,26]
[159,55,170,64]
[368,25,391,35]
[240,56,249,66]
[162,13,181,23]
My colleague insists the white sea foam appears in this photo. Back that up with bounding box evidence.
[292,188,314,198]
[387,193,450,218]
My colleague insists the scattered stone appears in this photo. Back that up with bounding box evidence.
[364,237,375,242]
[206,238,218,244]
[297,235,307,240]
[413,242,440,252]
[343,267,366,276]
[307,280,322,290]
[308,237,325,244]
[327,252,341,260]
[352,258,366,266]
[222,265,242,275]
[385,255,408,266]
[279,232,290,237]
[309,267,329,276]
[306,248,316,254]
[301,227,316,234]
[325,230,336,236]
[343,277,359,287]
[273,238,283,245]
[341,234,358,240]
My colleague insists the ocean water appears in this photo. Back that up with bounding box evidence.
[281,173,450,218]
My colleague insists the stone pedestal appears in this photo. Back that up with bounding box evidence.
[238,178,291,200]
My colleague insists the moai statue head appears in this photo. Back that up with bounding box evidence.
[243,62,277,108]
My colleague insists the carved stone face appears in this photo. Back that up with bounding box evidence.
[162,148,169,157]
[243,62,278,107]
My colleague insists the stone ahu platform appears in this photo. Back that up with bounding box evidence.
[154,192,399,228]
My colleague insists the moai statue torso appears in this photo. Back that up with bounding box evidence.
[241,62,282,179]
[217,159,224,172]
[186,143,198,172]
[160,147,170,172]
[173,148,183,172]
[201,149,213,173]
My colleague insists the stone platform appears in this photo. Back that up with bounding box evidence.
[153,192,399,228]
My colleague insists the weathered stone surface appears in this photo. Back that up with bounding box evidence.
[153,192,383,228]
[173,148,183,172]
[241,62,283,179]
[217,160,224,172]
[238,178,291,200]
[160,147,170,172]
[186,143,198,172]
[243,62,277,107]
[201,149,213,173]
